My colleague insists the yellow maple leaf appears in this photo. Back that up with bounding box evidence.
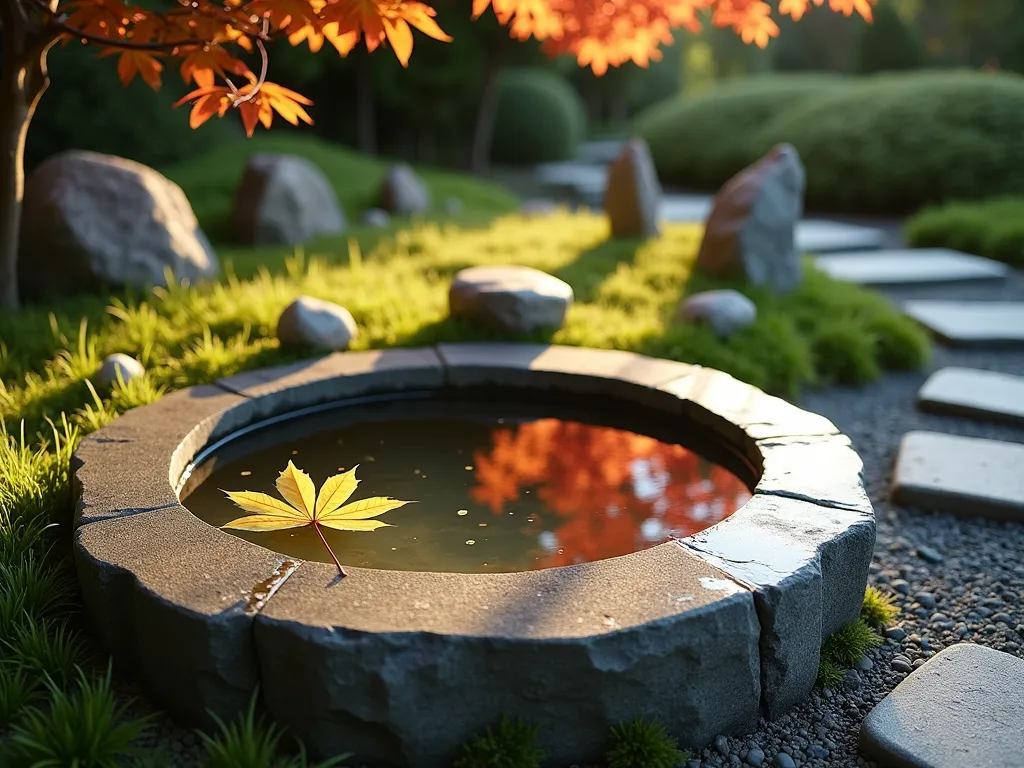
[222,461,412,576]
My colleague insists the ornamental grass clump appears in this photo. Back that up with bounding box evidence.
[605,717,690,768]
[454,717,545,768]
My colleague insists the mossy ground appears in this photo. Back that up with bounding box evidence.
[905,196,1024,267]
[0,136,928,764]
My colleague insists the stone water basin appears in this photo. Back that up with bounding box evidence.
[71,343,874,766]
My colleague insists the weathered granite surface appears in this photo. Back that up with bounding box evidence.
[448,265,574,334]
[254,543,761,767]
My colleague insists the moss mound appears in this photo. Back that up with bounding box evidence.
[905,196,1024,267]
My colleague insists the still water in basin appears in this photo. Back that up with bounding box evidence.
[183,396,752,573]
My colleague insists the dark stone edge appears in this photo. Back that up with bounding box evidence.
[72,343,874,738]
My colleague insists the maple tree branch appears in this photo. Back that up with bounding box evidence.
[51,20,207,51]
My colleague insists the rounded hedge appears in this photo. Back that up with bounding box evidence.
[752,70,1024,214]
[490,68,587,165]
[633,74,846,189]
[638,70,1024,214]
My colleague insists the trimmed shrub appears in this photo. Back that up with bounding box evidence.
[906,197,1024,267]
[753,70,1024,214]
[633,74,846,189]
[490,68,587,165]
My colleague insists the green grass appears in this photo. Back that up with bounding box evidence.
[905,196,1024,267]
[817,587,896,688]
[162,133,519,244]
[3,211,930,440]
[605,718,690,768]
[454,717,545,768]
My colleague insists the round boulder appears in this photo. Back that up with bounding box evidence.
[449,265,574,334]
[677,289,757,338]
[96,353,145,391]
[376,164,431,215]
[276,296,358,351]
[18,151,218,299]
[232,154,345,246]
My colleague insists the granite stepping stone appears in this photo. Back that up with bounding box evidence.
[918,367,1024,427]
[892,430,1024,520]
[794,220,886,254]
[815,248,1010,286]
[860,643,1024,768]
[903,301,1024,347]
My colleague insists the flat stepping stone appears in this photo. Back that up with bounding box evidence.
[448,265,574,334]
[903,301,1024,347]
[892,430,1024,519]
[860,643,1024,768]
[918,367,1024,427]
[815,248,1009,286]
[794,219,886,253]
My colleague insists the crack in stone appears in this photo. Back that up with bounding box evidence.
[77,501,179,528]
[244,560,299,616]
[89,437,135,444]
[756,488,867,514]
[212,379,255,399]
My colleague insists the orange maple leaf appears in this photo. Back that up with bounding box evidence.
[174,76,314,137]
[99,48,164,89]
[179,44,249,88]
[322,0,451,66]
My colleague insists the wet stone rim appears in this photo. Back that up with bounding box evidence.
[72,343,874,767]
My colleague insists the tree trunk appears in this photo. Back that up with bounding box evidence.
[0,7,56,311]
[469,52,503,175]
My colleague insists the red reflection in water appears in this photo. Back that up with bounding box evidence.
[470,419,752,568]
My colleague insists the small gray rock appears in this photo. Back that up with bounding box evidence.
[855,655,874,671]
[376,164,431,215]
[808,745,829,759]
[448,265,573,334]
[916,545,944,563]
[891,657,913,673]
[773,753,796,768]
[885,627,907,641]
[443,196,463,216]
[993,612,1013,624]
[361,208,391,228]
[746,747,765,766]
[276,296,358,351]
[891,579,910,595]
[677,289,757,338]
[96,353,145,391]
[843,668,863,689]
[915,592,937,609]
[715,735,730,756]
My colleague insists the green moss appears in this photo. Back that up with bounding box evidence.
[817,619,883,687]
[861,585,900,631]
[906,196,1024,267]
[605,718,689,768]
[454,717,545,768]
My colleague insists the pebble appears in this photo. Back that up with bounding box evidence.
[914,592,937,609]
[884,626,907,641]
[891,656,913,673]
[96,353,145,390]
[746,748,765,766]
[891,579,910,595]
[716,735,730,756]
[855,656,874,671]
[993,613,1013,624]
[915,545,944,563]
[773,753,796,768]
[808,745,829,759]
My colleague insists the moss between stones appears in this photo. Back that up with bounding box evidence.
[905,196,1024,268]
[817,587,898,688]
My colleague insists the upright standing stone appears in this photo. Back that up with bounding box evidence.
[695,144,805,294]
[603,138,662,238]
[18,151,218,299]
[232,154,345,246]
[377,164,431,215]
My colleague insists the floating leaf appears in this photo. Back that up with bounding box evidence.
[222,463,411,576]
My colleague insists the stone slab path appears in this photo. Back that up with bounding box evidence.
[891,430,1024,520]
[796,220,886,254]
[903,301,1024,347]
[917,367,1024,427]
[860,643,1024,768]
[815,249,1010,287]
